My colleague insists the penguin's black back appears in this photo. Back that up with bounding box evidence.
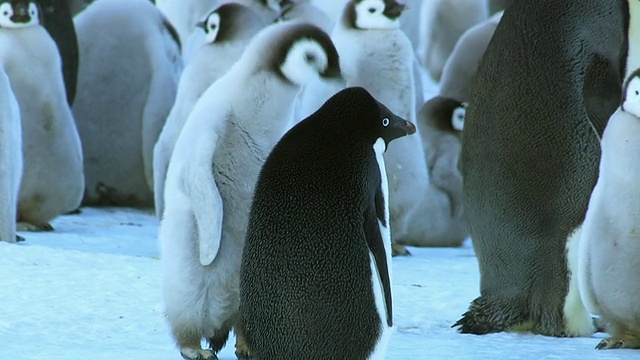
[37,0,78,105]
[457,0,628,336]
[240,87,394,359]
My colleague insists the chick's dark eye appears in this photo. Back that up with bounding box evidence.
[305,53,316,63]
[368,7,376,13]
[636,90,639,96]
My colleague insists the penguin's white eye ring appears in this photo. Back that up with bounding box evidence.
[382,117,390,127]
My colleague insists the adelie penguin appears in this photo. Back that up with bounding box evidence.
[239,86,415,359]
[578,69,640,350]
[455,0,632,337]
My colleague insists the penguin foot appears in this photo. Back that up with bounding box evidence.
[596,335,640,350]
[180,348,218,360]
[452,296,527,335]
[234,333,253,359]
[392,243,411,257]
[17,222,54,232]
[16,234,25,242]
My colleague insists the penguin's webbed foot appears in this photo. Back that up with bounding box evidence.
[180,348,218,360]
[596,335,640,350]
[392,243,411,257]
[17,221,54,232]
[234,333,253,360]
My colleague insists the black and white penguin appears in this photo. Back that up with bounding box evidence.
[0,66,22,243]
[239,86,415,359]
[579,68,640,351]
[455,0,632,337]
[159,21,341,360]
[0,0,84,231]
[36,0,78,105]
[72,0,182,207]
[153,2,267,219]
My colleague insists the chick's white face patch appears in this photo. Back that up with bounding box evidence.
[451,105,466,131]
[203,12,221,43]
[623,76,640,118]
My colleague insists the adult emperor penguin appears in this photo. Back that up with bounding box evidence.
[454,0,631,336]
[438,10,502,103]
[488,0,513,14]
[73,0,182,207]
[0,0,84,231]
[417,0,488,83]
[158,0,285,55]
[239,87,414,359]
[578,70,640,350]
[0,66,22,242]
[153,3,266,219]
[36,0,78,105]
[397,96,469,247]
[333,0,440,252]
[159,21,341,360]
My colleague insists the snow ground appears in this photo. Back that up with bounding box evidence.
[0,207,637,360]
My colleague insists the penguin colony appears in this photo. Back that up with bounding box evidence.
[3,0,640,358]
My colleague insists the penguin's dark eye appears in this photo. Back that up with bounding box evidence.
[368,7,376,13]
[305,53,316,63]
[209,24,217,30]
[636,90,639,96]
[382,117,390,127]
[2,11,7,16]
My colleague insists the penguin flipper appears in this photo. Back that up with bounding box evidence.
[583,53,623,140]
[186,132,224,267]
[364,194,393,326]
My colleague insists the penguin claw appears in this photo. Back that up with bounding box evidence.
[16,221,54,232]
[180,348,218,360]
[392,243,411,257]
[596,336,640,350]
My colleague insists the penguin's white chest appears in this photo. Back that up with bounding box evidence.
[368,138,393,360]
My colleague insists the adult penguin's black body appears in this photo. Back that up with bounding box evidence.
[239,87,415,359]
[36,0,78,105]
[455,0,630,336]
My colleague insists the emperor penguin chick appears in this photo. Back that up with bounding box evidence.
[159,21,341,360]
[333,0,431,253]
[0,66,22,242]
[153,3,267,219]
[0,0,84,231]
[578,70,640,350]
[240,86,415,360]
[158,0,286,54]
[73,0,182,207]
[397,96,469,247]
